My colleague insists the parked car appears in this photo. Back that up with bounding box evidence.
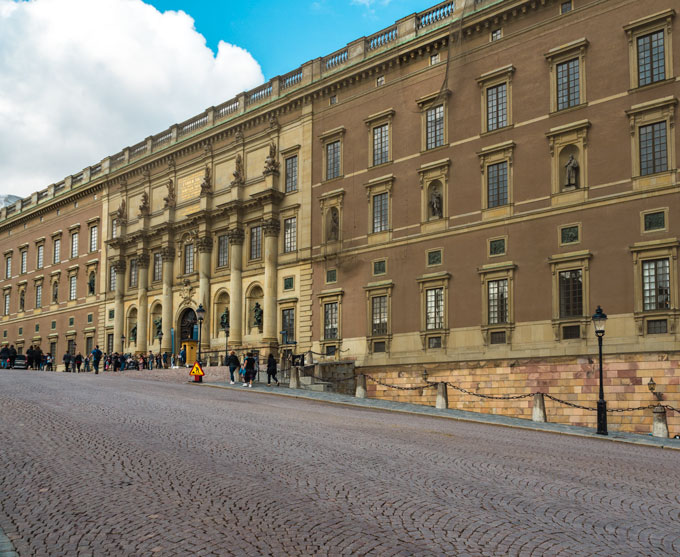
[13,354,27,369]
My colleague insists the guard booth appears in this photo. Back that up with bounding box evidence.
[178,308,199,365]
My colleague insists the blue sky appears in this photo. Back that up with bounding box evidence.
[147,0,432,79]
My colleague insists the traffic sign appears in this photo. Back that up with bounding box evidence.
[189,361,204,376]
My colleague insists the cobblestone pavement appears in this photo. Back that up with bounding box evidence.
[1,370,679,556]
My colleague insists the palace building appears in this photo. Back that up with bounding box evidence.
[0,0,677,432]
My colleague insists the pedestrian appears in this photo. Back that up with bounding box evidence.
[74,352,83,373]
[243,352,256,388]
[266,353,279,386]
[26,345,34,370]
[91,345,102,374]
[46,353,53,371]
[9,344,16,368]
[162,352,168,369]
[0,345,9,369]
[179,345,186,367]
[227,350,239,385]
[62,351,72,372]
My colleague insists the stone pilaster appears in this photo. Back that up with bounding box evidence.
[263,218,280,344]
[227,228,244,346]
[136,252,150,354]
[197,236,213,352]
[161,246,175,353]
[112,259,126,353]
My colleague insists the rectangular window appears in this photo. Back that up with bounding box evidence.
[285,155,298,193]
[71,232,78,258]
[3,293,9,315]
[556,58,579,110]
[490,331,506,344]
[184,244,194,274]
[50,341,57,357]
[5,256,10,279]
[647,319,668,334]
[491,29,502,41]
[324,302,338,340]
[562,325,580,339]
[639,122,668,176]
[372,192,389,233]
[488,279,508,324]
[86,336,94,355]
[37,245,44,269]
[69,275,77,300]
[109,266,116,292]
[67,339,76,356]
[283,217,297,253]
[642,259,670,310]
[153,252,162,282]
[21,250,27,273]
[486,83,507,131]
[644,211,666,232]
[326,269,337,284]
[283,276,294,290]
[426,287,444,330]
[250,226,262,260]
[326,141,340,180]
[107,333,113,354]
[217,235,229,267]
[282,308,295,343]
[560,1,572,14]
[637,30,665,87]
[53,238,61,263]
[111,219,118,239]
[487,161,508,208]
[426,105,444,150]
[561,225,580,244]
[559,269,583,318]
[372,124,389,166]
[89,225,98,252]
[129,258,138,288]
[373,260,386,275]
[371,295,388,335]
[35,284,42,308]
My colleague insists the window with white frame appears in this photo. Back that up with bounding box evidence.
[323,302,338,340]
[283,217,297,253]
[372,124,389,166]
[371,295,388,335]
[69,275,77,300]
[488,279,508,324]
[37,245,44,269]
[556,59,580,111]
[109,265,116,292]
[20,250,27,274]
[184,244,194,274]
[217,234,229,267]
[35,284,42,308]
[4,292,10,315]
[89,225,98,252]
[250,226,262,260]
[53,238,60,263]
[153,252,162,281]
[637,30,666,87]
[70,232,78,258]
[559,269,583,317]
[129,258,138,288]
[486,83,507,131]
[643,259,670,310]
[285,155,298,193]
[426,105,444,150]
[425,287,444,330]
[372,192,389,233]
[326,140,341,180]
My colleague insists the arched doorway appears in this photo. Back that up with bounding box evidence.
[178,307,198,365]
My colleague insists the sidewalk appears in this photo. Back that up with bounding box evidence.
[202,380,680,451]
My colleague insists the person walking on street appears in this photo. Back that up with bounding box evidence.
[266,353,279,386]
[62,351,71,372]
[9,345,16,369]
[74,352,83,373]
[91,345,102,374]
[227,351,239,385]
[243,352,256,388]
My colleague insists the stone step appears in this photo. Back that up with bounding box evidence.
[302,383,332,392]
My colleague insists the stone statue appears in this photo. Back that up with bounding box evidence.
[253,302,263,330]
[565,154,579,188]
[200,165,212,195]
[116,199,126,220]
[153,317,162,338]
[220,307,230,330]
[328,208,339,241]
[163,178,176,208]
[19,290,25,311]
[129,324,137,343]
[52,281,59,303]
[231,154,244,186]
[88,272,96,296]
[234,130,244,143]
[263,142,280,175]
[429,189,443,219]
[138,191,150,216]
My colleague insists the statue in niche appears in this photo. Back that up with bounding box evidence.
[200,165,212,195]
[231,154,244,186]
[19,290,25,311]
[153,317,162,338]
[429,188,443,219]
[220,307,230,330]
[253,303,263,331]
[52,281,59,303]
[328,208,339,241]
[263,142,280,175]
[116,199,126,220]
[88,272,96,296]
[564,154,579,188]
[138,192,150,216]
[164,178,176,208]
[129,324,137,343]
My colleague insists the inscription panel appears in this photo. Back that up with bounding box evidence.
[178,171,203,203]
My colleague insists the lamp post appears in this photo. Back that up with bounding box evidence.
[592,305,608,435]
[120,335,125,353]
[157,330,163,367]
[196,304,205,366]
[224,322,230,367]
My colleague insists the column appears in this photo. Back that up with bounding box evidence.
[263,218,280,344]
[136,252,150,354]
[197,236,213,354]
[161,246,175,354]
[227,228,244,346]
[113,259,126,353]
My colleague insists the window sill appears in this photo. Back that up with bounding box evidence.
[420,144,449,155]
[322,176,344,185]
[480,124,514,138]
[628,77,676,94]
[549,102,588,116]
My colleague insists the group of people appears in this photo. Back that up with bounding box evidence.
[226,351,279,388]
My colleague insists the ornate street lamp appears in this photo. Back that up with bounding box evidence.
[120,335,125,353]
[224,322,230,367]
[591,305,608,435]
[196,303,205,367]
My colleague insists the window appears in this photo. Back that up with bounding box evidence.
[639,122,667,176]
[488,279,508,324]
[559,270,583,318]
[249,226,261,260]
[87,313,93,323]
[371,295,388,335]
[89,225,98,252]
[5,256,10,279]
[283,276,294,290]
[479,262,515,344]
[372,124,389,166]
[560,225,580,245]
[69,316,73,326]
[326,269,337,284]
[637,30,665,87]
[372,192,389,233]
[556,59,579,111]
[477,66,514,133]
[285,155,298,193]
[153,252,162,281]
[3,293,8,315]
[560,1,572,14]
[217,235,229,267]
[647,319,668,334]
[51,281,59,303]
[324,302,338,340]
[330,95,337,105]
[426,105,444,150]
[35,284,42,308]
[86,336,94,355]
[51,320,56,330]
[108,309,115,320]
[427,249,442,266]
[67,339,76,356]
[430,52,440,64]
[111,219,118,239]
[376,75,385,86]
[326,140,341,180]
[487,162,508,208]
[282,308,295,344]
[643,259,669,310]
[425,288,444,330]
[283,217,297,253]
[18,327,22,336]
[69,275,77,300]
[184,244,194,274]
[53,238,60,263]
[37,245,44,269]
[109,266,116,292]
[489,238,506,257]
[20,250,27,274]
[129,258,138,288]
[71,232,78,258]
[643,210,667,232]
[373,260,386,276]
[491,29,502,41]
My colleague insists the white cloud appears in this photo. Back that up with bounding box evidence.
[0,0,264,197]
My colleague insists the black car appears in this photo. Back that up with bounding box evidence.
[13,354,27,369]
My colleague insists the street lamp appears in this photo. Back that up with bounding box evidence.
[157,330,164,367]
[224,322,230,367]
[196,303,205,367]
[120,335,125,353]
[591,305,608,435]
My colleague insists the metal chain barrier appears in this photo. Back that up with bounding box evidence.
[440,381,535,400]
[660,404,680,413]
[364,374,437,391]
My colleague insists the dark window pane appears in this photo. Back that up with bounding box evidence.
[487,162,508,208]
[559,269,583,318]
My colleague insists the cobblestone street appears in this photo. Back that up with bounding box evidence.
[1,370,679,556]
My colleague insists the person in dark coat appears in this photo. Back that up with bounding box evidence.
[243,352,256,388]
[9,345,16,368]
[26,346,35,370]
[62,352,72,372]
[266,353,279,386]
[0,346,9,369]
[74,352,83,373]
[227,351,240,385]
